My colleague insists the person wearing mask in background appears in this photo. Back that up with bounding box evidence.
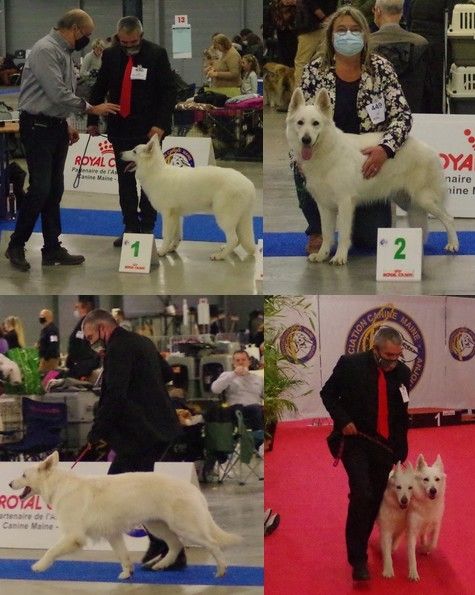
[211,350,264,431]
[82,309,185,571]
[294,0,339,85]
[5,9,121,272]
[38,309,60,373]
[87,16,176,248]
[320,326,410,581]
[3,316,26,350]
[66,299,100,380]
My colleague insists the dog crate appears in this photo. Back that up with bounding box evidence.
[446,64,475,112]
[447,4,475,66]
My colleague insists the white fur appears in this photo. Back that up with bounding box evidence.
[9,452,241,580]
[286,88,459,265]
[377,461,416,578]
[121,135,256,260]
[0,353,22,384]
[406,454,446,581]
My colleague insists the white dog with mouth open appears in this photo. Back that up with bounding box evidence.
[286,87,459,265]
[9,452,241,579]
[121,134,256,260]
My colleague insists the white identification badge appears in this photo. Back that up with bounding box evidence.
[75,330,84,339]
[365,97,385,124]
[50,335,58,343]
[399,384,409,403]
[131,66,147,80]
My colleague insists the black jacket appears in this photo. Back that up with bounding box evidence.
[87,39,176,138]
[89,327,181,456]
[321,350,410,462]
[65,317,100,379]
[295,0,338,34]
[38,322,60,360]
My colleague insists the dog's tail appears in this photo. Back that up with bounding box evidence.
[237,211,256,256]
[210,518,243,547]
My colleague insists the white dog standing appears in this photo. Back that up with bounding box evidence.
[121,135,256,260]
[286,88,459,265]
[406,454,446,581]
[377,461,416,578]
[9,452,241,579]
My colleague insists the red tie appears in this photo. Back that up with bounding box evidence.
[119,55,133,118]
[377,367,389,438]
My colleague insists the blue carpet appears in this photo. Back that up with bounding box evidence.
[0,559,263,586]
[264,231,475,257]
[0,209,263,242]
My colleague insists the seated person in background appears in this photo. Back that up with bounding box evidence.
[79,38,105,78]
[205,33,242,96]
[211,349,264,431]
[241,54,259,95]
[0,54,19,86]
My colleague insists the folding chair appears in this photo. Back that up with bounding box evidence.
[202,418,235,482]
[0,397,67,461]
[218,409,264,485]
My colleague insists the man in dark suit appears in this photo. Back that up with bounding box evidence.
[87,16,176,246]
[370,0,429,112]
[82,309,185,570]
[321,326,410,582]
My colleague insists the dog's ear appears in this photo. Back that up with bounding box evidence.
[288,87,305,115]
[38,451,59,472]
[434,454,444,472]
[145,134,159,154]
[315,89,333,119]
[395,460,402,472]
[416,453,426,471]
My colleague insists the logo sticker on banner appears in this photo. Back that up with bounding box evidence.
[345,305,425,389]
[162,136,216,167]
[163,146,195,167]
[280,324,317,364]
[64,134,118,194]
[448,326,475,361]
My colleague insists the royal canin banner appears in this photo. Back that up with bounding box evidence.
[412,114,475,218]
[64,134,118,194]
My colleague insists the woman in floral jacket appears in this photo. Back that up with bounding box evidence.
[294,5,412,255]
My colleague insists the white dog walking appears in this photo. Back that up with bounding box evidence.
[378,461,416,578]
[407,454,446,581]
[121,135,256,260]
[286,88,459,265]
[9,452,241,579]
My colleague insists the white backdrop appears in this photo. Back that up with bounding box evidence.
[268,296,475,420]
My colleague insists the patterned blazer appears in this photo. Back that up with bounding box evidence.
[300,53,412,155]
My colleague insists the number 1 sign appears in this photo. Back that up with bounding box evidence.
[119,233,160,274]
[376,228,422,281]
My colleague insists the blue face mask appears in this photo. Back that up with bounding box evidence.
[333,30,364,57]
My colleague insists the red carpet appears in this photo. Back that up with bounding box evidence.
[265,421,475,594]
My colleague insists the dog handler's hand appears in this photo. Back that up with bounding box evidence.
[342,422,358,436]
[148,126,164,140]
[361,145,388,179]
[86,102,121,117]
[87,125,100,136]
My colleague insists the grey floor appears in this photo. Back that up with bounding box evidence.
[0,470,264,595]
[263,107,475,295]
[0,92,262,295]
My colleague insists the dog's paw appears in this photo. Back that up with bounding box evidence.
[382,569,394,579]
[118,566,133,580]
[215,565,227,578]
[210,251,226,261]
[308,250,329,263]
[32,560,50,572]
[408,569,420,581]
[329,253,348,266]
[444,242,459,253]
[158,247,170,256]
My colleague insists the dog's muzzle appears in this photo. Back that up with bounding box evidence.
[300,135,314,161]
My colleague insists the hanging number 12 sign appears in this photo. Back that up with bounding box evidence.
[376,228,422,281]
[119,233,160,274]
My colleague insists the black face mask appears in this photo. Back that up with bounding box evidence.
[75,35,90,51]
[39,317,46,324]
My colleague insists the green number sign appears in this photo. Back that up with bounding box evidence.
[394,237,406,260]
[131,241,140,257]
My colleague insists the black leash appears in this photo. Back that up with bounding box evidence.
[72,132,108,189]
[332,431,393,467]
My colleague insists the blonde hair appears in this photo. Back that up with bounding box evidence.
[91,38,106,51]
[213,34,232,51]
[319,6,372,72]
[4,315,26,348]
[242,54,260,75]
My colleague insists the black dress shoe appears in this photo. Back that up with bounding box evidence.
[142,545,187,571]
[42,246,85,266]
[352,563,370,581]
[5,246,30,271]
[113,235,123,247]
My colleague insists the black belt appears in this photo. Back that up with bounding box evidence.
[20,112,66,127]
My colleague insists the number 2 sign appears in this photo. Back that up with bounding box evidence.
[376,228,422,281]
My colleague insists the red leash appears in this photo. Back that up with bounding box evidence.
[70,443,92,469]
